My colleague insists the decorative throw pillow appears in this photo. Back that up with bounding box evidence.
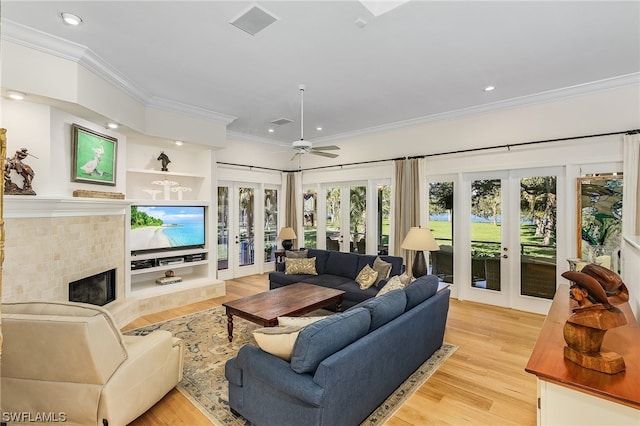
[284,257,318,275]
[398,272,413,285]
[277,315,327,327]
[376,275,405,297]
[286,249,308,259]
[356,264,379,289]
[253,326,303,361]
[372,257,392,286]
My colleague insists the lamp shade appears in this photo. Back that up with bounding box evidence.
[401,227,439,251]
[278,227,297,240]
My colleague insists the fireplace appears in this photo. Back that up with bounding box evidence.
[69,269,116,306]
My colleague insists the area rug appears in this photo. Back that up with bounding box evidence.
[126,306,457,426]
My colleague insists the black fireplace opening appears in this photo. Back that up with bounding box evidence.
[69,269,116,306]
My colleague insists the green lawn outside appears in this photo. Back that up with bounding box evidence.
[429,220,555,258]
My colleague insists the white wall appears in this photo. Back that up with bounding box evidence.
[1,100,127,197]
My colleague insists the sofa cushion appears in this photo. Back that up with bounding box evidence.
[269,271,314,287]
[286,249,308,258]
[355,264,378,289]
[357,289,407,331]
[306,248,330,275]
[285,257,318,275]
[290,308,371,374]
[253,326,303,361]
[303,274,353,288]
[325,251,359,279]
[404,274,439,310]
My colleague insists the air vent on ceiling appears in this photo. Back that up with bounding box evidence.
[229,4,278,36]
[271,118,294,126]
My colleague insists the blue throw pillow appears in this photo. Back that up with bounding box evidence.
[290,308,371,374]
[404,274,439,310]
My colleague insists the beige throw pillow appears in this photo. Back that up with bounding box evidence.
[376,275,405,297]
[284,257,318,275]
[356,264,379,289]
[253,326,303,361]
[372,257,392,286]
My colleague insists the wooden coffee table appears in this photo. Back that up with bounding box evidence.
[222,283,345,342]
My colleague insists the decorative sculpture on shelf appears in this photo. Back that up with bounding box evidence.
[4,147,37,195]
[561,263,629,374]
[157,151,171,172]
[171,186,192,200]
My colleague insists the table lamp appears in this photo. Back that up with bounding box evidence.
[278,227,297,251]
[401,226,440,278]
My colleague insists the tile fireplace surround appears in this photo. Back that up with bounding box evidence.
[1,197,132,326]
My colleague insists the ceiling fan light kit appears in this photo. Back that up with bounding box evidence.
[290,85,340,161]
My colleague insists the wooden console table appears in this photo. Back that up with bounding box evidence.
[525,284,640,425]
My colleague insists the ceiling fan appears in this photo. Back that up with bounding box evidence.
[291,84,340,161]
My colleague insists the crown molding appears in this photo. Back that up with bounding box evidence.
[1,19,235,126]
[311,73,640,145]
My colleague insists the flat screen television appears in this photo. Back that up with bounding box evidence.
[131,205,206,254]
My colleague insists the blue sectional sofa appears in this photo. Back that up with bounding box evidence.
[225,274,450,426]
[268,248,405,309]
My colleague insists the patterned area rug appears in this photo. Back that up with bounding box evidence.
[126,306,457,426]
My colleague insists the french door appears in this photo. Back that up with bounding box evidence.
[217,182,260,279]
[460,167,561,313]
[320,183,367,253]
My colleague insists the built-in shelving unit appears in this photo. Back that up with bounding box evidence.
[130,248,209,295]
[124,141,223,313]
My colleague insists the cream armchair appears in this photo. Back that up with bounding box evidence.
[1,301,184,426]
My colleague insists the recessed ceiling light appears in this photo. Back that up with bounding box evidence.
[61,12,83,26]
[175,141,183,146]
[316,127,323,131]
[484,86,496,92]
[6,90,26,100]
[107,122,119,129]
[268,128,275,133]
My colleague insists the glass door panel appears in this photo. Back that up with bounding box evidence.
[217,186,229,271]
[471,179,503,291]
[237,187,255,267]
[264,188,278,262]
[429,181,454,284]
[326,187,341,250]
[303,189,317,248]
[377,184,391,255]
[519,176,557,299]
[350,185,366,253]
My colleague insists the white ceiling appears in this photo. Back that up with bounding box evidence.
[2,1,639,147]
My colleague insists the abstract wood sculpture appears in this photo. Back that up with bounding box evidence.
[561,264,629,374]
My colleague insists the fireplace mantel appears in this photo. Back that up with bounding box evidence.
[4,195,133,218]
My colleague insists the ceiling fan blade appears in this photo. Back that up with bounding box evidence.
[310,150,339,158]
[290,152,302,161]
[312,145,340,151]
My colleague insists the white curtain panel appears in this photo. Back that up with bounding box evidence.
[622,132,640,235]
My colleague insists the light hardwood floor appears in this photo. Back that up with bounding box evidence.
[124,274,546,425]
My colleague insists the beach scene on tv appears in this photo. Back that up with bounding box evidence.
[131,206,205,252]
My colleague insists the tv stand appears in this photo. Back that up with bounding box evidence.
[129,249,210,296]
